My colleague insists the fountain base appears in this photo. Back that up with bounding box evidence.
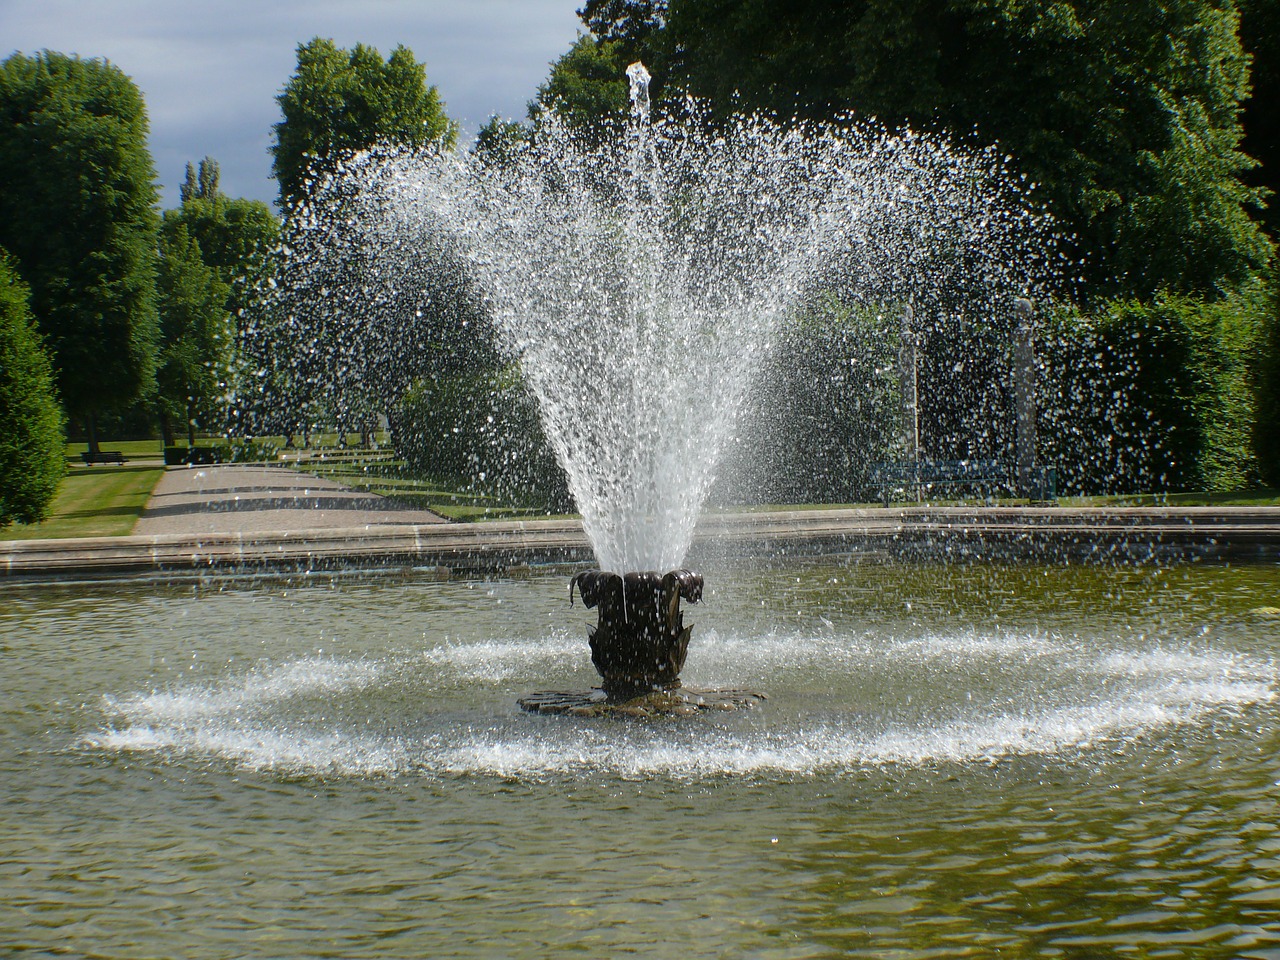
[519,568,765,715]
[570,569,705,699]
[518,687,767,717]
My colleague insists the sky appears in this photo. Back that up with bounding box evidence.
[1,0,586,208]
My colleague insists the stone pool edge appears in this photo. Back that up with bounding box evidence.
[3,506,1279,580]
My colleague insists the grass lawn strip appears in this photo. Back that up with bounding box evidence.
[1,462,165,540]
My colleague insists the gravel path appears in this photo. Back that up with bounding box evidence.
[132,464,448,536]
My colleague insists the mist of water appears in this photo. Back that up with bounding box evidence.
[267,83,1057,570]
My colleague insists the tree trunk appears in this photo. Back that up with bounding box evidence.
[159,411,175,447]
[85,413,100,455]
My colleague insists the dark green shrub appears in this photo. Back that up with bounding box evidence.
[164,439,278,466]
[1190,283,1270,491]
[227,438,280,463]
[1040,289,1268,495]
[165,445,224,465]
[1039,301,1199,494]
[724,300,901,504]
[0,254,66,525]
[392,365,571,511]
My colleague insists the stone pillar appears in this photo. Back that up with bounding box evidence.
[1012,297,1037,498]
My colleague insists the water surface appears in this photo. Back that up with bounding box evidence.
[3,560,1279,957]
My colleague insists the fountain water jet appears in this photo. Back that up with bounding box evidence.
[270,65,1057,703]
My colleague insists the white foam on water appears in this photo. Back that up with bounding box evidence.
[1094,646,1278,682]
[89,721,410,776]
[85,635,1276,779]
[431,674,1274,779]
[418,633,586,683]
[694,625,1064,665]
[887,629,1067,662]
[99,655,383,722]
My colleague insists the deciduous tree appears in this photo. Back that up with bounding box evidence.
[652,0,1272,298]
[154,224,231,447]
[161,157,280,441]
[166,158,279,336]
[0,50,159,449]
[271,38,459,208]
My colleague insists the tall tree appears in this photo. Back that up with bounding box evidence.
[1239,0,1279,237]
[578,0,668,64]
[473,116,533,167]
[0,51,159,450]
[533,34,634,127]
[165,158,279,325]
[657,0,1271,299]
[271,38,459,208]
[0,252,65,526]
[162,157,279,441]
[154,224,231,447]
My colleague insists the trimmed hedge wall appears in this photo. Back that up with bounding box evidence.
[0,253,66,525]
[392,365,572,511]
[1039,283,1273,495]
[163,439,279,466]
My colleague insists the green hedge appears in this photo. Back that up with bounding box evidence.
[392,365,571,511]
[0,253,66,525]
[1040,283,1272,495]
[1253,268,1280,486]
[724,300,901,504]
[164,439,279,466]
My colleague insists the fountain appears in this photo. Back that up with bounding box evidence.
[265,64,1056,708]
[4,64,1278,960]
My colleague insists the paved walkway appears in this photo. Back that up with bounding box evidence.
[132,465,448,535]
[4,463,1280,579]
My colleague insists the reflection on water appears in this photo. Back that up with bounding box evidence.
[3,560,1280,957]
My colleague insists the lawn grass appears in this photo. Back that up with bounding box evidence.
[1059,489,1280,507]
[1,462,165,540]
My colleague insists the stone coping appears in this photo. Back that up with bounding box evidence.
[4,506,1280,580]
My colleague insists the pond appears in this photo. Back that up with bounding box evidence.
[2,559,1279,957]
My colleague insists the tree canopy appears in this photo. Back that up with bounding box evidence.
[165,157,279,321]
[159,157,279,442]
[582,0,1273,300]
[271,38,459,207]
[0,50,159,440]
[154,223,231,446]
[533,34,633,128]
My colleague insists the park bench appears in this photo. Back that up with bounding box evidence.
[80,451,127,465]
[869,459,1055,506]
